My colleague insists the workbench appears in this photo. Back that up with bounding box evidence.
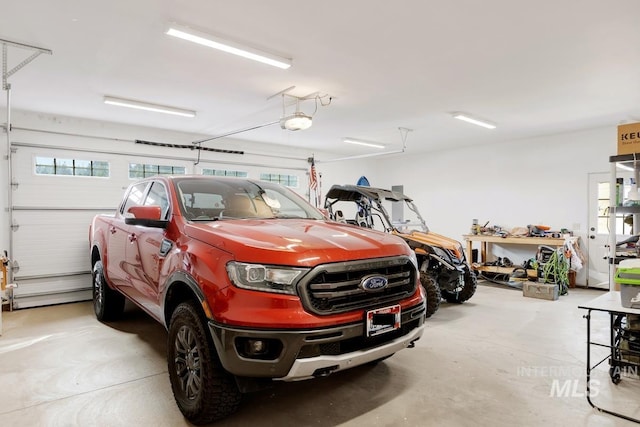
[463,234,566,274]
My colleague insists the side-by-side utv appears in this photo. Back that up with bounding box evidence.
[324,185,477,317]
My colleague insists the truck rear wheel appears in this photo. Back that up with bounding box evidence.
[420,272,441,318]
[168,302,241,424]
[441,269,477,303]
[92,260,124,321]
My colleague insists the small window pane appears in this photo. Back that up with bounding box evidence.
[129,163,186,178]
[201,168,247,177]
[36,165,55,175]
[75,167,92,176]
[260,173,298,188]
[35,156,110,177]
[158,165,173,175]
[35,157,54,166]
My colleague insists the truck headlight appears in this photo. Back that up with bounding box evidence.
[409,251,419,271]
[226,262,309,295]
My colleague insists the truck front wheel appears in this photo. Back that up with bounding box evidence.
[167,302,241,424]
[92,260,124,321]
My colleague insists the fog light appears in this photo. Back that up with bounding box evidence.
[236,337,283,360]
[246,339,267,355]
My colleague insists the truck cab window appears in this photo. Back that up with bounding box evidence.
[145,182,170,220]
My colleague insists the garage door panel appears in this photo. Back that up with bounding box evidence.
[11,147,129,209]
[11,180,125,209]
[12,211,107,277]
[13,187,124,210]
[12,276,92,309]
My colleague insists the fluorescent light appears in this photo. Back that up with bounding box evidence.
[280,112,312,131]
[166,24,291,69]
[617,163,635,171]
[452,112,496,129]
[343,138,385,149]
[104,96,196,117]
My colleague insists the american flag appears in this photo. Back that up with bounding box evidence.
[309,159,318,190]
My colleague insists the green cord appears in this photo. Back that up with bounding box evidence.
[541,249,569,296]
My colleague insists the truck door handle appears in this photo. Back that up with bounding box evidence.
[128,234,137,242]
[109,226,116,234]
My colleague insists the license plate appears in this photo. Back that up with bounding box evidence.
[366,305,401,337]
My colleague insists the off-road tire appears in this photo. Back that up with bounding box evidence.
[420,272,441,318]
[441,269,477,304]
[168,302,241,424]
[92,260,125,321]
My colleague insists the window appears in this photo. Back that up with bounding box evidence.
[259,173,298,188]
[145,182,170,219]
[129,163,186,179]
[201,168,247,177]
[597,181,634,236]
[122,182,149,214]
[35,157,109,177]
[175,177,323,221]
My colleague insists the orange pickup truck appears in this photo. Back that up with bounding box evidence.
[89,175,426,424]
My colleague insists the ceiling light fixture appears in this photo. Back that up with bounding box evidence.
[343,138,386,149]
[280,112,312,131]
[452,112,496,129]
[104,96,196,117]
[166,24,292,69]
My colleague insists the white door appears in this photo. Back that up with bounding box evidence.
[588,172,612,289]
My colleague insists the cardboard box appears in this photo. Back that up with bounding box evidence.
[618,122,640,155]
[523,281,559,301]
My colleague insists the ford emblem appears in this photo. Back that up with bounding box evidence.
[361,275,388,291]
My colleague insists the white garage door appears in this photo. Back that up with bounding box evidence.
[8,139,307,308]
[10,145,138,308]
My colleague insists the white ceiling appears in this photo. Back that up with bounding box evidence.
[2,0,640,155]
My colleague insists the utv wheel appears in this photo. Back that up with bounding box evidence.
[168,302,241,424]
[92,260,125,321]
[420,273,441,318]
[441,269,477,304]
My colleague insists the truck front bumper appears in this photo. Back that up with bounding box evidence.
[207,302,425,380]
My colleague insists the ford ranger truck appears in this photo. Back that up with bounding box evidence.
[89,176,426,424]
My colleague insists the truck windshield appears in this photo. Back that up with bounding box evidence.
[176,178,324,221]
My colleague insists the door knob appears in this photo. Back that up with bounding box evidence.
[589,235,595,239]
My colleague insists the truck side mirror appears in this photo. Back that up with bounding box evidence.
[125,205,168,228]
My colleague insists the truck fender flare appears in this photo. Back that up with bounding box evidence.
[162,271,207,326]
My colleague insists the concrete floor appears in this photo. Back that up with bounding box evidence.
[0,284,639,427]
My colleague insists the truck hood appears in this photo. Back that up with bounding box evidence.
[184,219,411,267]
[395,230,464,260]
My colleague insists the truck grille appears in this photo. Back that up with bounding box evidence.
[298,256,417,315]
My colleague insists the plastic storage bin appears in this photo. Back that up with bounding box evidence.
[614,259,640,308]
